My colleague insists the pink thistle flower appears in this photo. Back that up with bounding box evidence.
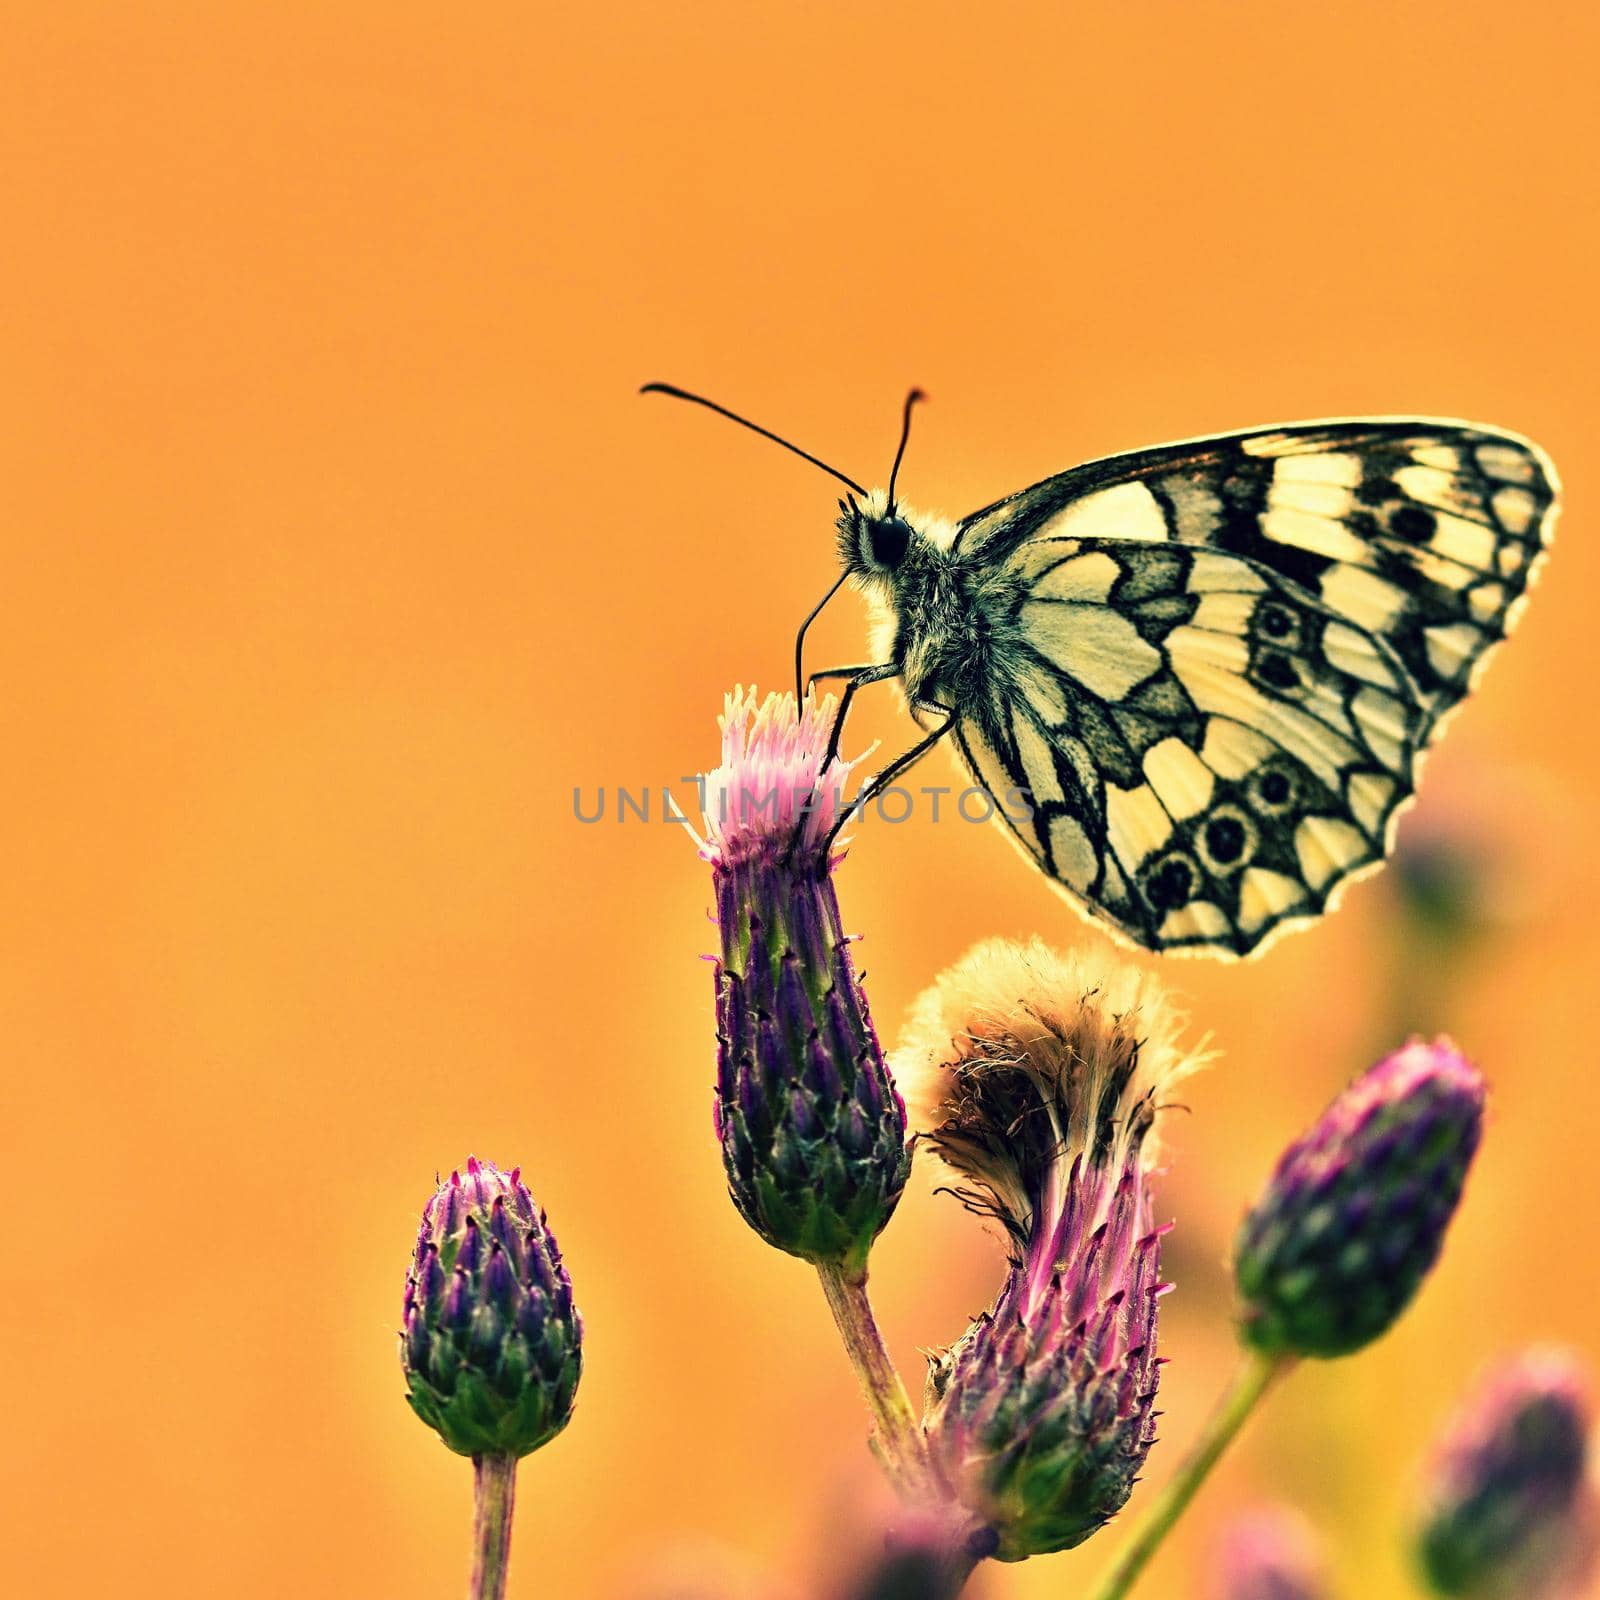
[694,687,908,1273]
[900,938,1203,1559]
[693,684,868,868]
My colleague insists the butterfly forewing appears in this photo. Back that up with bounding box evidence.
[956,420,1556,733]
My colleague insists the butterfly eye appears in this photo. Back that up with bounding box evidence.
[866,517,911,570]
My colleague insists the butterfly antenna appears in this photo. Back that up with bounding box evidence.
[640,382,867,495]
[885,387,926,515]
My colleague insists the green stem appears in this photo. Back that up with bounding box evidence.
[469,1452,518,1600]
[816,1260,932,1502]
[1088,1350,1290,1600]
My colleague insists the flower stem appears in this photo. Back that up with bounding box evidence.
[940,1542,987,1595]
[1087,1350,1290,1600]
[816,1261,932,1501]
[469,1452,518,1600]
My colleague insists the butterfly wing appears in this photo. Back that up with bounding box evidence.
[952,537,1427,956]
[955,420,1557,732]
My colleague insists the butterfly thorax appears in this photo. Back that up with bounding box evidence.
[838,497,1024,731]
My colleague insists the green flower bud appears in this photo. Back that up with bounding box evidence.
[1235,1039,1484,1360]
[400,1158,582,1458]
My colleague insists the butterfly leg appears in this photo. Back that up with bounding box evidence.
[822,711,958,855]
[807,662,900,767]
[805,664,881,691]
[777,664,902,872]
[794,568,852,702]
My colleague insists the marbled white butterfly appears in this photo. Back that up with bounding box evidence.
[646,384,1557,958]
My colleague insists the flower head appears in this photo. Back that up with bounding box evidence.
[698,688,908,1272]
[906,938,1202,1559]
[898,937,1197,1254]
[1416,1348,1594,1598]
[695,684,868,869]
[1234,1039,1484,1360]
[1211,1506,1327,1600]
[400,1157,582,1458]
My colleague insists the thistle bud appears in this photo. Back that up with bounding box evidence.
[1416,1348,1594,1598]
[1234,1039,1484,1360]
[903,938,1202,1559]
[1210,1506,1327,1600]
[400,1157,582,1458]
[694,688,910,1274]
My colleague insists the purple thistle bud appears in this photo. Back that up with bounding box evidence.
[694,688,910,1274]
[399,1158,582,1458]
[902,939,1202,1560]
[1210,1506,1327,1600]
[1416,1348,1594,1598]
[1234,1039,1484,1359]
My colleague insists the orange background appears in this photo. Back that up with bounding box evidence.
[4,4,1598,1596]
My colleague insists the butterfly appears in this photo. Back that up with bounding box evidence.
[645,384,1557,958]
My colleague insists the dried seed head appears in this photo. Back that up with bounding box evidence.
[898,937,1200,1252]
[909,939,1202,1559]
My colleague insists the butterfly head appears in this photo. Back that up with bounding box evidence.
[835,491,931,582]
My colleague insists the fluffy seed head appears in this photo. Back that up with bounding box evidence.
[897,936,1200,1255]
[910,939,1201,1558]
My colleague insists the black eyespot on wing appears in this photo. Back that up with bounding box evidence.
[1249,766,1296,814]
[1254,650,1303,693]
[1204,814,1247,864]
[1255,602,1298,642]
[1141,852,1198,912]
[1388,505,1437,542]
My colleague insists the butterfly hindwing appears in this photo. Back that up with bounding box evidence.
[955,420,1556,732]
[953,538,1427,956]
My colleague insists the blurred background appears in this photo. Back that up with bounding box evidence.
[3,3,1596,1595]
